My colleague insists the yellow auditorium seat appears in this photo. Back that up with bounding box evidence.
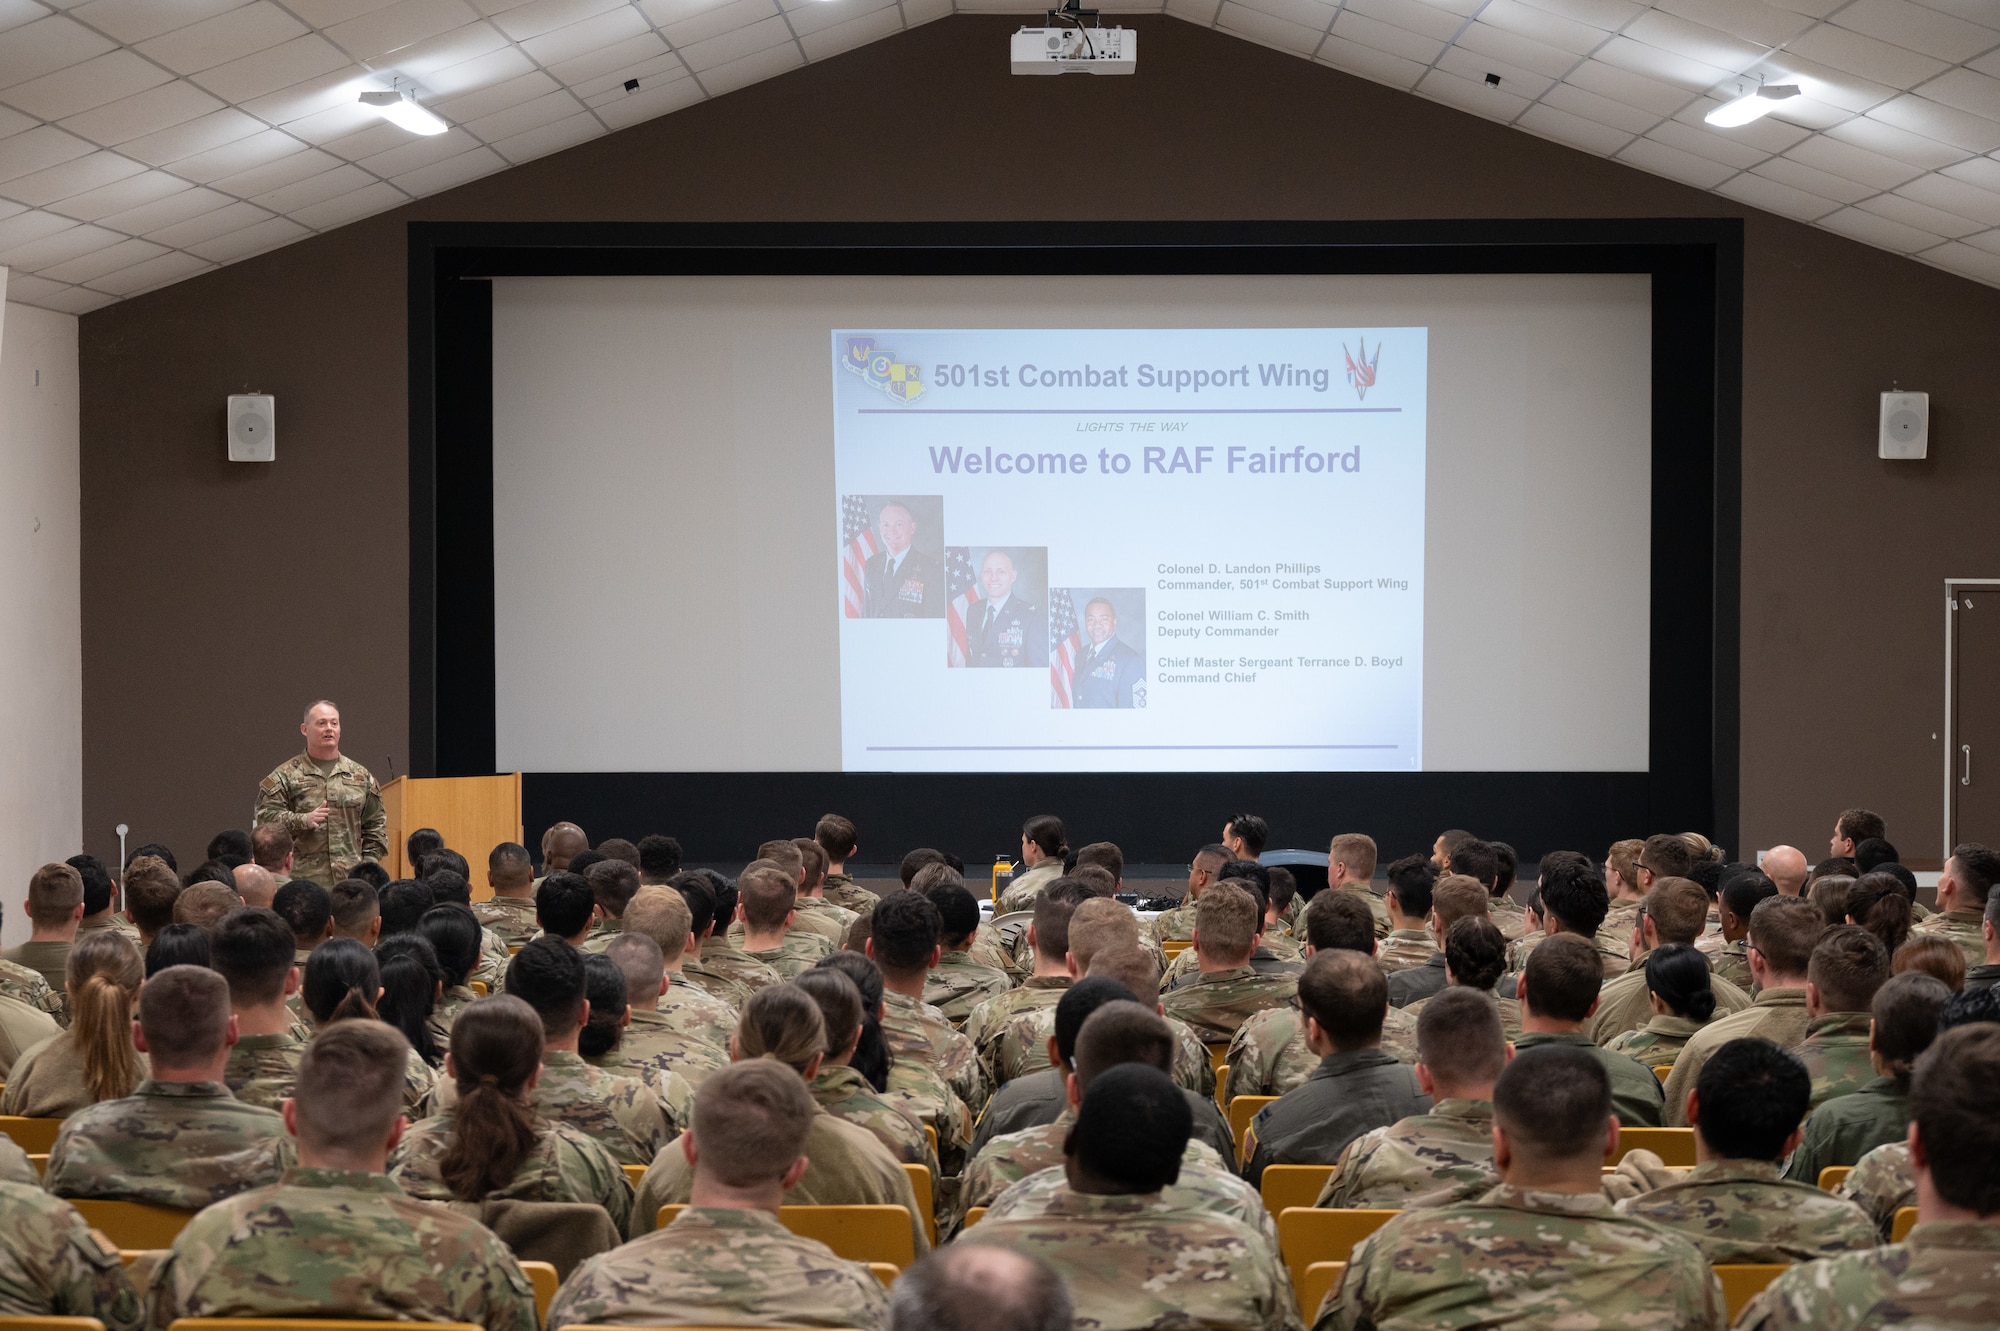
[0,1117,64,1154]
[1298,1261,1346,1320]
[1162,940,1191,960]
[1893,1207,1918,1242]
[923,1124,938,1155]
[1276,1207,1398,1294]
[1609,1127,1696,1166]
[1260,1165,1335,1216]
[1713,1264,1788,1319]
[0,1319,106,1331]
[654,1204,916,1267]
[962,1207,986,1228]
[1229,1096,1278,1165]
[901,1163,937,1245]
[1817,1166,1852,1192]
[622,1163,646,1186]
[70,1200,194,1249]
[868,1264,899,1287]
[174,1323,479,1331]
[1653,1065,1673,1082]
[28,1154,47,1176]
[468,981,489,996]
[518,1262,557,1322]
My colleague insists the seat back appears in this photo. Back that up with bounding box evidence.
[1609,1127,1696,1166]
[655,1204,917,1267]
[962,1207,987,1228]
[172,1323,481,1331]
[901,1163,937,1245]
[0,1318,106,1331]
[1892,1207,1918,1242]
[868,1264,898,1287]
[1652,1064,1672,1082]
[1298,1261,1346,1321]
[622,1163,646,1186]
[0,1116,64,1154]
[1162,939,1191,960]
[922,1123,938,1155]
[70,1199,195,1249]
[1276,1208,1398,1294]
[468,980,489,996]
[1713,1264,1788,1320]
[1229,1096,1278,1165]
[518,1261,557,1323]
[1206,1044,1230,1077]
[1817,1166,1852,1192]
[1259,1165,1335,1216]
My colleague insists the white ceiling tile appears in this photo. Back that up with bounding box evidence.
[435,68,558,120]
[1751,153,1877,202]
[249,160,376,210]
[1855,189,1983,235]
[1869,94,2000,152]
[1162,0,1222,22]
[1959,225,2000,253]
[275,97,383,143]
[542,30,668,79]
[1920,239,2000,283]
[189,34,353,103]
[1329,10,1445,64]
[0,1,55,36]
[1215,0,1324,53]
[1413,66,1535,120]
[1236,0,1337,35]
[36,232,165,281]
[1516,100,1637,152]
[1785,23,1949,90]
[354,122,479,174]
[518,3,648,64]
[1918,67,2000,122]
[3,148,141,205]
[659,0,774,50]
[322,0,480,63]
[82,247,213,293]
[0,50,173,121]
[0,206,79,251]
[1619,10,1767,73]
[32,282,119,312]
[317,118,410,160]
[43,167,186,219]
[0,16,116,89]
[693,34,801,94]
[1941,155,2000,192]
[1,271,79,306]
[0,220,121,269]
[58,80,224,146]
[1511,0,1641,26]
[1591,33,1734,91]
[1673,95,1810,151]
[1615,132,1736,185]
[286,0,404,22]
[238,69,379,125]
[487,105,601,157]
[207,144,340,195]
[0,105,34,138]
[137,2,308,75]
[1435,43,1556,97]
[1714,167,1842,219]
[1653,0,1811,47]
[1824,112,1967,169]
[117,106,263,164]
[1342,0,1465,44]
[1753,95,1853,130]
[1831,0,2000,64]
[798,3,902,60]
[369,20,515,80]
[1897,171,2000,225]
[462,86,579,138]
[415,42,534,101]
[1817,203,1943,251]
[1646,116,1772,168]
[1785,132,1930,188]
[487,0,624,43]
[146,196,267,244]
[1915,0,2000,27]
[65,0,251,44]
[0,124,95,181]
[1972,46,2000,79]
[1762,52,1898,113]
[93,183,233,232]
[1316,33,1429,88]
[168,127,306,182]
[901,0,953,21]
[1475,0,1607,55]
[183,211,305,260]
[387,141,500,191]
[570,50,681,99]
[1542,78,1663,132]
[1455,20,1581,78]
[1398,0,1481,16]
[1564,57,1699,115]
[286,177,404,228]
[680,16,796,71]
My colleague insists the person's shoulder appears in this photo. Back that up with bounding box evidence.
[259,753,312,783]
[1753,1245,1904,1326]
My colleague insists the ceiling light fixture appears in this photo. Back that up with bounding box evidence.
[359,87,448,135]
[1705,82,1800,128]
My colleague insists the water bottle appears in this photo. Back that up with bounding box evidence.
[992,856,1015,905]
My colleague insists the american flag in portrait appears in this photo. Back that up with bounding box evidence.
[1049,589,1081,708]
[839,495,879,619]
[945,547,980,666]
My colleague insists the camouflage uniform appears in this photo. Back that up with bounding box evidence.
[1506,929,1545,974]
[44,1080,293,1209]
[1698,934,1753,990]
[469,929,510,991]
[2,940,72,995]
[691,936,780,1003]
[1328,884,1391,939]
[1797,1011,1878,1108]
[0,1183,142,1331]
[595,1005,729,1089]
[744,931,835,980]
[1605,1013,1705,1069]
[0,957,65,1025]
[145,1167,536,1331]
[809,1063,939,1193]
[995,1005,1215,1097]
[1964,961,2000,990]
[1834,1140,1913,1239]
[967,925,1027,985]
[548,1204,890,1331]
[923,949,1013,1022]
[427,983,479,1047]
[819,872,880,914]
[996,862,1063,916]
[881,989,988,1112]
[0,1134,35,1185]
[1319,1183,1727,1331]
[1596,899,1643,978]
[1150,900,1197,944]
[388,1110,634,1233]
[1908,905,1985,967]
[954,1108,1230,1231]
[980,1156,1282,1276]
[961,976,1071,1086]
[1377,927,1435,974]
[532,1050,678,1168]
[797,893,860,936]
[880,1051,975,1179]
[1585,960,1751,1044]
[1782,1075,1909,1185]
[1488,896,1528,942]
[223,1031,304,1110]
[3,1029,138,1118]
[970,1185,1303,1331]
[657,974,740,1052]
[1159,965,1297,1044]
[1245,1050,1430,1185]
[1162,938,1305,991]
[253,752,388,888]
[1615,1158,1878,1262]
[1224,1004,1417,1101]
[1515,1031,1664,1127]
[1314,1098,1498,1210]
[471,895,539,948]
[1737,1221,2000,1331]
[1404,988,1521,1041]
[1662,987,1810,1126]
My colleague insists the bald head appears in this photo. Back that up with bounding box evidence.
[890,1244,1072,1331]
[541,823,587,873]
[233,863,278,909]
[1763,846,1808,897]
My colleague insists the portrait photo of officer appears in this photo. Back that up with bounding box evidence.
[964,547,1048,669]
[1067,590,1145,708]
[847,494,944,619]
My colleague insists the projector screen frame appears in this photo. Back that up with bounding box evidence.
[410,219,1741,863]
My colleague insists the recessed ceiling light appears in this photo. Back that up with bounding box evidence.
[1705,84,1800,128]
[360,88,448,136]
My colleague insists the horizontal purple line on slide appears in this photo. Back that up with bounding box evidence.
[855,407,1402,415]
[864,744,1401,751]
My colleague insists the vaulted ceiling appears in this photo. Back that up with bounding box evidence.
[3,0,1999,314]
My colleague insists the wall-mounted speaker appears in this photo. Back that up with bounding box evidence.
[1879,391,1928,460]
[228,394,275,463]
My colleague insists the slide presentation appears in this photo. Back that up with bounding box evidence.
[490,272,1651,775]
[832,327,1429,772]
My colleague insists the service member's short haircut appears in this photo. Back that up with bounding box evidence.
[1537,854,1610,936]
[594,837,640,869]
[27,862,83,925]
[1807,924,1891,1013]
[1446,839,1500,890]
[1605,838,1645,891]
[623,886,696,963]
[1031,879,1090,959]
[1444,916,1507,992]
[378,878,434,938]
[1071,841,1124,884]
[136,963,233,1068]
[1722,871,1779,923]
[1949,842,2000,906]
[123,855,182,935]
[505,937,588,1038]
[1748,895,1826,977]
[1217,859,1270,897]
[1191,881,1260,965]
[1492,842,1518,895]
[423,868,472,908]
[1049,976,1141,1068]
[272,879,331,947]
[899,848,947,886]
[1432,875,1490,933]
[1073,999,1175,1086]
[1636,877,1707,947]
[534,871,595,939]
[1416,986,1506,1085]
[1298,949,1387,1050]
[739,864,798,932]
[211,906,297,1006]
[909,862,965,895]
[1069,1062,1190,1192]
[870,890,942,975]
[1854,839,1898,875]
[604,931,666,1008]
[1911,1023,2000,1215]
[1328,833,1377,881]
[584,859,642,919]
[889,1245,1073,1331]
[815,814,859,863]
[1639,833,1699,880]
[794,838,828,883]
[566,849,608,880]
[1304,891,1376,954]
[1521,934,1604,1023]
[1836,809,1887,846]
[1223,814,1269,856]
[1084,945,1161,1009]
[251,823,294,872]
[633,834,682,882]
[66,855,113,916]
[922,880,981,947]
[293,1019,411,1156]
[1693,1038,1811,1161]
[1384,855,1438,919]
[1068,864,1116,899]
[146,923,211,975]
[1192,844,1230,876]
[348,860,390,891]
[693,1058,822,1188]
[172,883,239,930]
[755,840,806,878]
[129,842,177,873]
[1495,1043,1612,1162]
[1067,899,1140,972]
[329,879,380,937]
[663,872,718,939]
[487,842,533,889]
[1266,866,1298,913]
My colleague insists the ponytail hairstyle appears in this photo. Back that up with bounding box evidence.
[577,953,629,1059]
[440,996,546,1201]
[1643,942,1717,1023]
[1846,871,1914,958]
[793,967,865,1061]
[66,930,143,1103]
[302,937,382,1025]
[813,950,891,1090]
[1873,972,1951,1091]
[734,983,827,1077]
[1022,815,1068,860]
[374,934,443,1067]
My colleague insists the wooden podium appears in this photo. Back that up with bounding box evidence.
[380,774,522,896]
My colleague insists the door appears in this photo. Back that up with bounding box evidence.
[1951,583,2000,847]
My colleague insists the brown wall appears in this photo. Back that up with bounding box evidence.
[80,15,2000,869]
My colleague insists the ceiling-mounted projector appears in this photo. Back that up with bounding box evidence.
[1013,3,1134,74]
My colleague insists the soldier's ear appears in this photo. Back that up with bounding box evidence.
[781,1155,809,1189]
[681,1131,699,1168]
